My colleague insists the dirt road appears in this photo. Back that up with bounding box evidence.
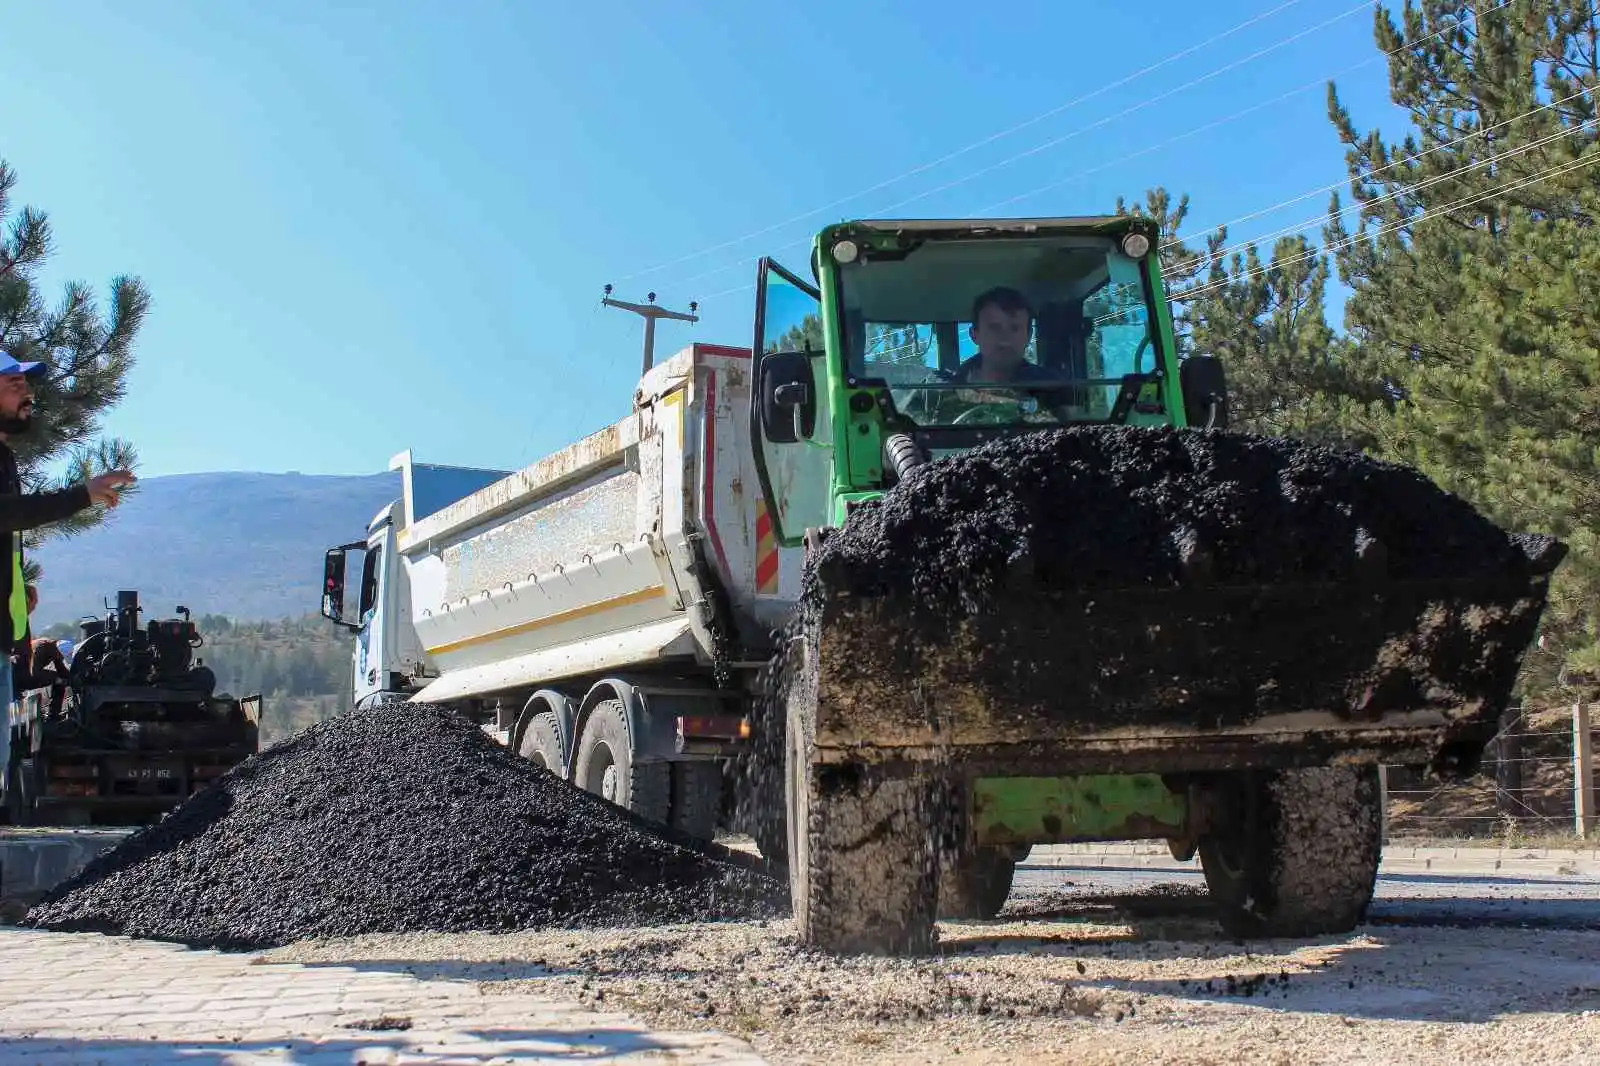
[267,844,1600,1066]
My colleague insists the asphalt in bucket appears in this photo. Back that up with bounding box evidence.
[814,426,1548,611]
[22,702,788,950]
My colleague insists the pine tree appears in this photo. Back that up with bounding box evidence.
[1186,233,1382,444]
[1324,1,1600,686]
[0,157,147,581]
[1118,187,1372,443]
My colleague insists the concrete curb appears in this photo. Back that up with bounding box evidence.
[0,829,133,913]
[1026,841,1600,878]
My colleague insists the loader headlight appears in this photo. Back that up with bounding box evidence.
[832,239,859,264]
[1121,233,1151,259]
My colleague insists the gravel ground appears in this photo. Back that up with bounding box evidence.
[265,852,1600,1065]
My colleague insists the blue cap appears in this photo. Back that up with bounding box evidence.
[0,351,45,376]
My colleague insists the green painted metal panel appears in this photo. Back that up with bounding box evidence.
[972,773,1188,845]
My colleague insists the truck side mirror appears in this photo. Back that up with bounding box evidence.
[1180,354,1230,430]
[322,548,350,627]
[759,350,818,444]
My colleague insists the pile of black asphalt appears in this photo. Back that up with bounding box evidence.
[24,701,788,951]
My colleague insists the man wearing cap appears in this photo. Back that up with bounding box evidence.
[0,350,133,798]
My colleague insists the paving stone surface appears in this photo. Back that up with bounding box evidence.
[0,928,769,1064]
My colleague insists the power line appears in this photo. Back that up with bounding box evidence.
[681,0,1527,306]
[1152,151,1600,309]
[980,0,1528,217]
[1163,112,1598,282]
[854,0,1376,220]
[609,0,1309,285]
[652,0,1372,294]
[1169,45,1583,248]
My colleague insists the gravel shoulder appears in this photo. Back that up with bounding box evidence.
[265,852,1600,1066]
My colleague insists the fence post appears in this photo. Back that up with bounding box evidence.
[1576,701,1595,839]
[1496,705,1524,815]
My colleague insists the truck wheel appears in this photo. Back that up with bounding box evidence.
[937,846,1017,920]
[518,711,566,778]
[785,690,937,955]
[1198,765,1382,938]
[670,761,722,841]
[573,699,670,826]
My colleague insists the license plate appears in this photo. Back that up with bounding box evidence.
[115,766,176,780]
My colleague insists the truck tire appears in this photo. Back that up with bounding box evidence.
[573,699,670,826]
[937,846,1016,920]
[784,673,937,955]
[670,761,722,841]
[1198,765,1382,938]
[517,711,566,778]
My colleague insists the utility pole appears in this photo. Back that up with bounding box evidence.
[601,285,699,376]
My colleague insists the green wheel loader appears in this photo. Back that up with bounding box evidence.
[745,214,1563,954]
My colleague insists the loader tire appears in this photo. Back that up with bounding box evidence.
[574,699,671,827]
[937,846,1017,920]
[783,654,937,955]
[670,760,722,841]
[517,711,566,778]
[1198,765,1382,939]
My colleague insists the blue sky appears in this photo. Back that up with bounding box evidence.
[4,0,1410,478]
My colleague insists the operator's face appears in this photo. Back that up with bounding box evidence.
[0,373,35,434]
[969,305,1032,370]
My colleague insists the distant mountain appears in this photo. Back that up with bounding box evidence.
[28,471,402,629]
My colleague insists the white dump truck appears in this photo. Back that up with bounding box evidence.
[319,341,799,841]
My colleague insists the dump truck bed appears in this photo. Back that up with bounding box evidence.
[400,344,804,704]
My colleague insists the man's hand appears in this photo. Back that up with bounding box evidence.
[87,469,136,508]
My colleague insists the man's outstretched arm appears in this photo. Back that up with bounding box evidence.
[0,470,133,534]
[0,484,92,533]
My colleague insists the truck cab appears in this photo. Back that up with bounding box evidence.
[322,501,430,709]
[320,452,510,709]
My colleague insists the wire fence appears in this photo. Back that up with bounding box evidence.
[1382,702,1597,844]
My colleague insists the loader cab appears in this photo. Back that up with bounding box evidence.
[321,502,427,708]
[751,215,1216,547]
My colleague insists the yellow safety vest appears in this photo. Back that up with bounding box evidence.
[9,532,25,641]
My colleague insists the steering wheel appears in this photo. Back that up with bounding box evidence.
[952,402,1020,426]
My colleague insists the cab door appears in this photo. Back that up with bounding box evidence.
[750,258,833,548]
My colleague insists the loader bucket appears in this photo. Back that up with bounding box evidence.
[787,426,1563,776]
[802,556,1560,776]
[768,427,1565,955]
